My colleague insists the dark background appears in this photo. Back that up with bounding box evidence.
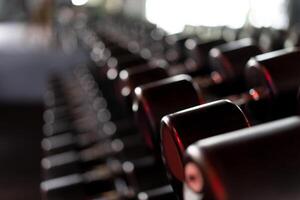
[0,50,86,199]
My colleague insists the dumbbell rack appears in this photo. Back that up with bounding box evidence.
[40,15,300,200]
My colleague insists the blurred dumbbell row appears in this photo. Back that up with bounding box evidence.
[40,16,300,200]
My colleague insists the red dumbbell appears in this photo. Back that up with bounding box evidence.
[136,48,300,151]
[184,116,300,200]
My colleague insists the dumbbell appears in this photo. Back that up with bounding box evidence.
[136,47,300,149]
[160,100,249,198]
[43,179,176,200]
[43,75,149,173]
[98,19,165,55]
[160,87,299,198]
[48,38,234,199]
[43,73,164,196]
[42,132,150,179]
[61,21,298,199]
[88,28,217,119]
[96,26,255,191]
[71,66,135,123]
[161,46,300,189]
[42,83,150,180]
[43,118,136,157]
[118,37,226,97]
[41,154,174,200]
[133,48,300,198]
[42,75,101,138]
[92,28,214,83]
[42,18,189,197]
[43,74,151,176]
[42,65,137,142]
[130,40,259,148]
[42,89,142,163]
[159,46,300,157]
[119,38,260,110]
[44,24,282,199]
[184,116,300,200]
[44,77,111,152]
[43,75,77,137]
[87,35,203,121]
[43,68,139,139]
[42,69,174,198]
[52,65,134,131]
[44,74,69,109]
[182,38,226,76]
[92,32,263,122]
[163,34,201,64]
[42,138,176,199]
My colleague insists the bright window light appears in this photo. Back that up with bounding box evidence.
[71,0,89,6]
[186,0,249,28]
[146,0,187,34]
[249,0,288,29]
[146,0,288,34]
[146,0,249,34]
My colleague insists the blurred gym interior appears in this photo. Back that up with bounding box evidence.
[1,0,300,199]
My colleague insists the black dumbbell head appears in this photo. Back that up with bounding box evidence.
[185,116,300,200]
